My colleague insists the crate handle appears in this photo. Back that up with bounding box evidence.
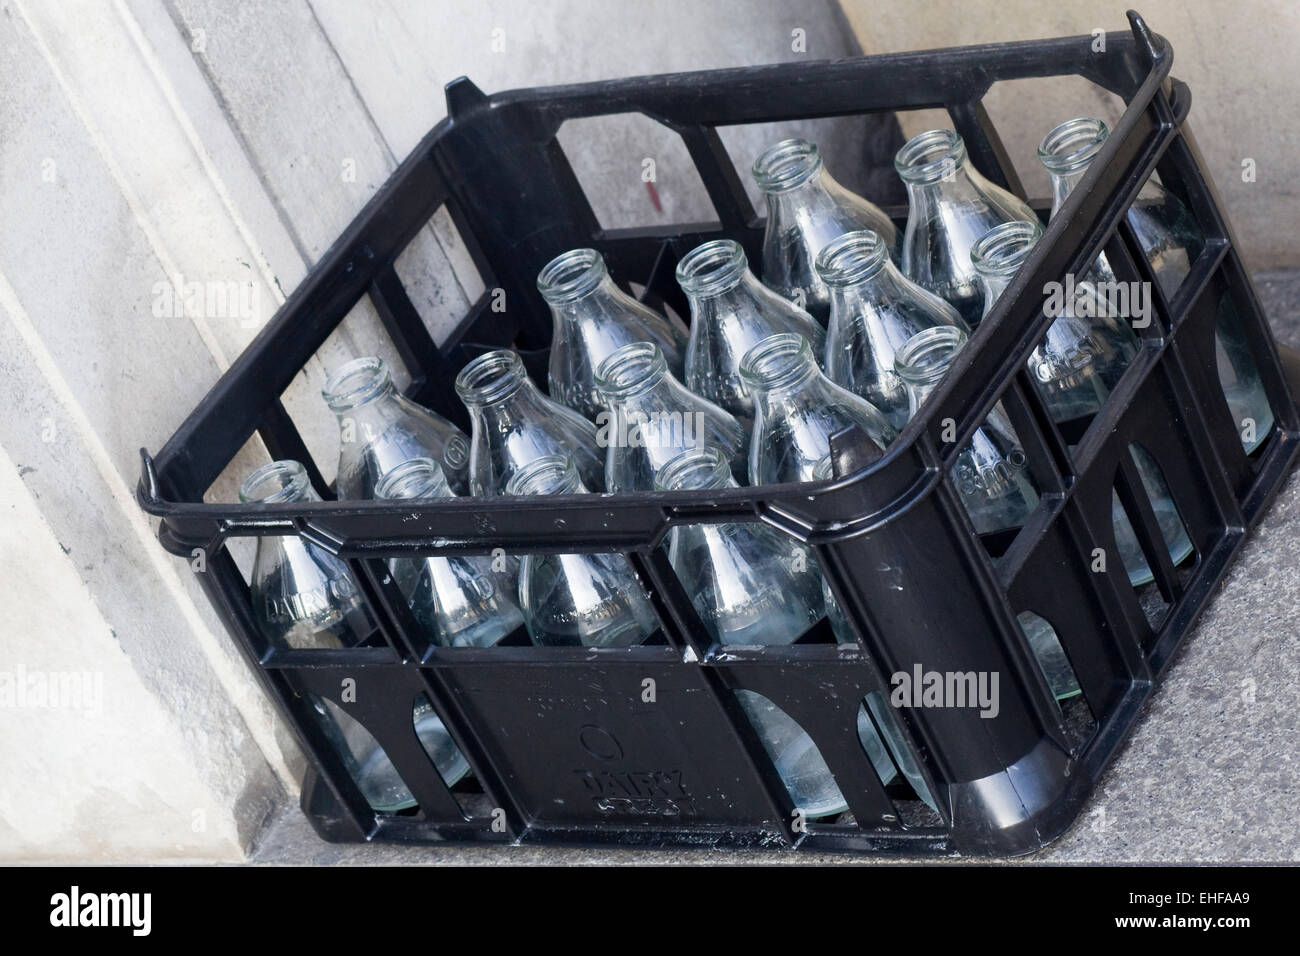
[1126,10,1163,69]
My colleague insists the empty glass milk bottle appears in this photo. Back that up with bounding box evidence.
[455,348,604,495]
[240,460,469,807]
[1038,116,1273,452]
[538,248,688,422]
[595,341,747,491]
[676,238,826,431]
[733,689,849,819]
[817,229,969,432]
[752,137,899,324]
[894,327,1039,534]
[740,333,896,485]
[1215,294,1274,453]
[972,220,1193,584]
[323,356,470,498]
[375,458,524,647]
[654,447,911,816]
[656,447,824,645]
[972,220,1136,423]
[313,695,470,812]
[241,459,378,650]
[1039,116,1204,296]
[896,129,1038,328]
[506,455,659,647]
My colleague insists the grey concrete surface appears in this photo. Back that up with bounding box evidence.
[245,271,1300,865]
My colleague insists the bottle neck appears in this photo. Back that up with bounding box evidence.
[239,460,319,503]
[1047,166,1088,215]
[456,349,548,424]
[977,271,1013,315]
[896,130,1017,230]
[900,162,990,220]
[654,447,737,492]
[762,166,842,221]
[818,229,905,311]
[895,327,967,419]
[676,238,749,300]
[683,271,778,326]
[739,333,821,398]
[594,342,678,413]
[538,248,639,332]
[506,455,587,496]
[896,130,977,198]
[375,457,454,500]
[323,357,400,421]
[550,273,632,323]
[1038,118,1109,218]
[240,460,319,560]
[753,138,854,231]
[971,220,1042,319]
[675,238,771,323]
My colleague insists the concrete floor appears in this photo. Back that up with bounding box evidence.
[251,271,1300,864]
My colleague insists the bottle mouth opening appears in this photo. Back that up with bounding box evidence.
[654,446,734,492]
[894,129,966,184]
[455,349,527,405]
[894,326,968,387]
[970,220,1044,277]
[752,138,823,193]
[239,459,310,504]
[375,457,451,500]
[594,341,667,401]
[738,333,816,392]
[675,239,748,296]
[322,356,392,411]
[1038,117,1109,173]
[537,248,608,304]
[505,454,582,496]
[815,230,890,286]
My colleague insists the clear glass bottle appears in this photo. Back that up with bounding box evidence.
[894,327,1039,535]
[506,455,659,647]
[752,137,900,324]
[971,219,1194,584]
[739,332,897,485]
[538,248,688,422]
[375,458,525,648]
[676,238,826,431]
[240,459,378,650]
[733,689,848,819]
[1015,615,1081,702]
[455,348,604,495]
[1037,116,1122,286]
[896,129,1038,328]
[313,695,470,812]
[656,447,824,645]
[322,356,470,498]
[1216,295,1274,453]
[1039,116,1207,296]
[1039,116,1274,453]
[817,229,969,432]
[972,220,1136,422]
[240,461,469,806]
[594,341,747,492]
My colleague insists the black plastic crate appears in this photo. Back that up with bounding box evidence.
[137,11,1300,856]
